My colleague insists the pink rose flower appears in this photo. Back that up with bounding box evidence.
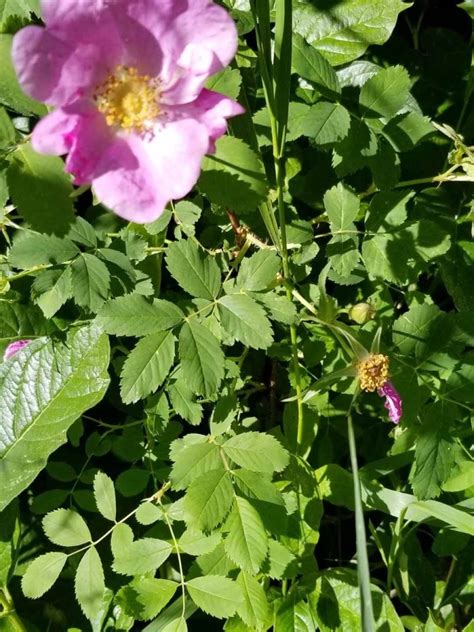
[377,381,402,424]
[3,339,32,361]
[12,0,244,222]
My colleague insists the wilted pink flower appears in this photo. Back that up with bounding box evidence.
[12,0,244,222]
[377,381,402,424]
[3,339,32,361]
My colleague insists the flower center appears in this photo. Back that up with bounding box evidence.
[357,354,389,392]
[95,66,160,133]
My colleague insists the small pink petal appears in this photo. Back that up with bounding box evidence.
[4,340,32,361]
[377,381,403,424]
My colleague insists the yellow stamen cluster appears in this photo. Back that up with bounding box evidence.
[357,354,389,392]
[95,65,160,133]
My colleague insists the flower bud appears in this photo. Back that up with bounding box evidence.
[349,302,375,324]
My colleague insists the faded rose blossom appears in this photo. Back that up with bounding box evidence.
[3,339,32,361]
[356,353,389,392]
[356,353,403,424]
[377,381,403,424]
[12,0,244,222]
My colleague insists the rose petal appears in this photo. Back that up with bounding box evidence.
[32,103,114,185]
[12,27,111,106]
[3,340,32,361]
[377,381,403,424]
[156,0,238,104]
[167,89,244,152]
[92,118,209,222]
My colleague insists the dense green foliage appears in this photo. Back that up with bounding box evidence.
[0,0,473,630]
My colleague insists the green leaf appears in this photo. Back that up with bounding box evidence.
[410,402,458,500]
[67,217,97,248]
[393,303,445,360]
[9,232,79,269]
[173,200,202,236]
[361,191,414,284]
[32,267,73,319]
[236,572,270,629]
[97,295,184,337]
[183,469,234,531]
[43,509,91,547]
[460,0,474,18]
[120,331,175,404]
[7,143,74,235]
[224,496,268,575]
[266,540,296,579]
[405,220,451,262]
[275,594,315,632]
[290,102,350,144]
[178,529,221,556]
[111,523,134,559]
[166,239,221,300]
[94,472,116,522]
[0,0,37,29]
[0,502,17,585]
[293,0,409,66]
[179,320,224,398]
[71,254,111,313]
[199,136,268,213]
[324,184,360,277]
[292,33,340,97]
[113,538,173,576]
[360,66,411,119]
[162,619,188,632]
[218,294,273,349]
[186,576,243,619]
[236,250,280,291]
[135,502,162,526]
[369,140,400,190]
[75,547,105,624]
[168,376,203,426]
[309,568,404,632]
[22,552,67,599]
[333,118,377,177]
[442,461,474,493]
[0,106,15,148]
[222,432,289,473]
[205,67,242,100]
[0,325,110,511]
[232,469,285,507]
[0,34,46,115]
[324,183,360,230]
[170,441,222,491]
[382,112,434,152]
[126,578,178,621]
[256,292,297,325]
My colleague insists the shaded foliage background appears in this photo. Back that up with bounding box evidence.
[0,0,473,631]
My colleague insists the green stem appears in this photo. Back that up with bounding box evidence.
[158,500,187,619]
[0,588,27,632]
[386,508,407,594]
[254,0,305,452]
[347,413,376,632]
